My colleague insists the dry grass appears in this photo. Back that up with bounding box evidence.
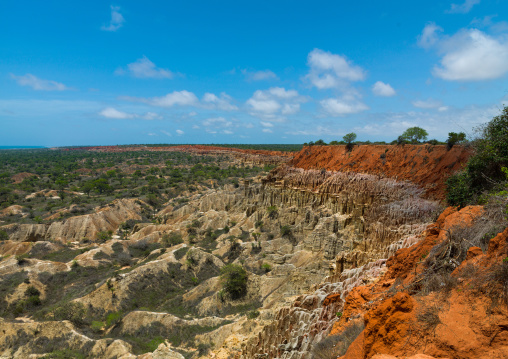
[310,321,364,359]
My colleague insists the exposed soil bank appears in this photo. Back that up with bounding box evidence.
[289,145,472,199]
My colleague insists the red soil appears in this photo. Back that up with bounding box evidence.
[333,206,508,359]
[288,145,472,199]
[61,145,293,157]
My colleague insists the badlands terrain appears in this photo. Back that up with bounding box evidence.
[0,143,507,359]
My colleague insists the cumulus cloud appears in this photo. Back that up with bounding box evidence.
[262,128,273,133]
[161,130,172,136]
[98,107,162,120]
[305,49,366,89]
[242,69,278,81]
[101,5,125,32]
[10,73,70,91]
[176,129,184,135]
[99,107,134,119]
[202,92,238,110]
[246,87,305,120]
[202,117,232,128]
[260,121,274,127]
[320,97,369,116]
[137,90,199,107]
[118,56,173,79]
[446,0,481,14]
[433,29,508,81]
[418,23,443,49]
[372,81,396,97]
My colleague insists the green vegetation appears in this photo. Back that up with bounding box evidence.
[0,147,273,225]
[400,127,429,144]
[219,264,248,300]
[446,106,508,206]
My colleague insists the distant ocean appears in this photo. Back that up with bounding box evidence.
[0,146,46,150]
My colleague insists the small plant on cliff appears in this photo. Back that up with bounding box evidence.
[267,205,278,219]
[0,230,8,241]
[219,264,248,300]
[280,225,292,237]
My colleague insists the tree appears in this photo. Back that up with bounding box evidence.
[220,264,248,300]
[314,139,327,145]
[446,132,466,150]
[343,132,357,144]
[343,133,357,151]
[400,127,428,143]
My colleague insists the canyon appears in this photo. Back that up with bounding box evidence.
[0,144,506,359]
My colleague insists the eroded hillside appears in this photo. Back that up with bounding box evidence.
[0,144,505,359]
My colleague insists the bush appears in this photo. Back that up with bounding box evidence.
[96,230,113,243]
[53,302,88,326]
[261,263,271,273]
[162,232,183,247]
[447,106,508,206]
[0,230,8,241]
[220,264,248,300]
[280,225,292,237]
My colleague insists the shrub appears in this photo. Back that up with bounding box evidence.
[96,230,113,243]
[267,205,278,219]
[280,225,292,237]
[25,285,40,297]
[247,310,260,319]
[53,302,88,326]
[105,311,122,327]
[220,264,248,300]
[0,230,8,241]
[261,263,271,273]
[16,253,29,265]
[447,106,508,205]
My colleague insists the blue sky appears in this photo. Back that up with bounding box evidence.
[1,0,508,146]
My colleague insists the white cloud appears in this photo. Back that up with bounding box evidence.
[202,117,232,127]
[98,107,162,120]
[142,112,162,120]
[176,129,184,135]
[305,49,366,89]
[99,107,134,119]
[202,92,238,110]
[143,90,199,107]
[243,69,278,81]
[372,81,396,97]
[446,0,481,14]
[101,5,125,32]
[412,99,443,109]
[268,87,299,99]
[432,29,508,81]
[10,73,69,91]
[320,96,369,116]
[223,130,234,135]
[119,56,173,79]
[262,128,273,133]
[247,92,281,114]
[246,87,305,120]
[260,121,274,127]
[418,23,443,49]
[161,130,172,136]
[281,103,300,115]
